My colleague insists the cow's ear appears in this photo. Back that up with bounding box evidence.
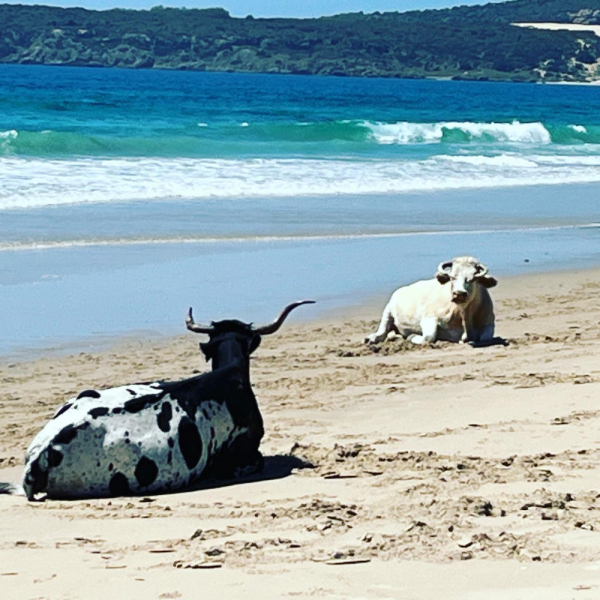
[477,276,498,288]
[200,342,213,362]
[436,273,450,285]
[249,335,261,355]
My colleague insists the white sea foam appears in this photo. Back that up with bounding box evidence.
[437,154,538,168]
[1,224,598,253]
[531,155,600,166]
[363,120,552,144]
[2,154,600,210]
[0,130,18,153]
[570,125,587,133]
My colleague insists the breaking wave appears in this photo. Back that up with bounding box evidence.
[363,121,600,145]
[365,120,552,144]
[1,120,600,157]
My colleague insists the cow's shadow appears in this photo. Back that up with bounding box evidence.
[27,455,313,502]
[187,454,314,493]
[468,336,509,348]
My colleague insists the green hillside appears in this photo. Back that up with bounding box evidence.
[1,1,599,82]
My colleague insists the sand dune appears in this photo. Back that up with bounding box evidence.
[513,22,600,37]
[2,268,600,599]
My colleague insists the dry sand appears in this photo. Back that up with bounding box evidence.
[2,268,600,599]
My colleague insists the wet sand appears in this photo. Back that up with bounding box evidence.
[1,268,600,599]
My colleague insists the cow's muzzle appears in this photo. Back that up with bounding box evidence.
[452,291,468,304]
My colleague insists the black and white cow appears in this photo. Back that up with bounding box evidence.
[0,301,314,501]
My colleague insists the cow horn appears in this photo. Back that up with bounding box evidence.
[437,260,453,275]
[253,300,316,335]
[475,262,489,278]
[186,307,215,334]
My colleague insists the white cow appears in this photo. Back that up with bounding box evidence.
[365,256,497,346]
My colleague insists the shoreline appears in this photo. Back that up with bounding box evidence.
[3,252,600,364]
[3,265,600,598]
[1,55,599,87]
[2,262,600,363]
[2,221,600,252]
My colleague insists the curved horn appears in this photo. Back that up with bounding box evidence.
[437,260,453,275]
[253,300,316,335]
[475,262,489,278]
[186,307,215,334]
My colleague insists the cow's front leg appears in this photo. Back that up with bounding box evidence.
[365,306,394,344]
[461,320,479,345]
[467,323,496,347]
[410,317,438,345]
[479,324,495,342]
[233,450,264,478]
[207,434,264,480]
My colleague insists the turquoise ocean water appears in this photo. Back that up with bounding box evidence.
[1,65,600,355]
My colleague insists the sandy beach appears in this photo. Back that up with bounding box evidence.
[1,266,600,599]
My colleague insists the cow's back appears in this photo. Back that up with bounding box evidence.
[23,381,238,500]
[389,279,456,327]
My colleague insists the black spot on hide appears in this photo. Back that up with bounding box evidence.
[77,390,101,399]
[108,463,114,471]
[27,457,48,495]
[123,393,164,414]
[88,407,109,419]
[112,407,123,414]
[53,403,73,419]
[47,447,63,468]
[174,396,197,420]
[134,456,159,488]
[167,451,172,465]
[53,421,90,446]
[178,417,203,470]
[168,438,174,448]
[109,472,131,497]
[157,402,173,433]
[127,389,137,395]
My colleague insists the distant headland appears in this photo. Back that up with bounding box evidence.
[1,1,600,82]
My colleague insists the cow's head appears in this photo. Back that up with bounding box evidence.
[435,256,497,304]
[186,301,315,367]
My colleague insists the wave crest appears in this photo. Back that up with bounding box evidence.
[364,120,553,145]
[2,120,600,157]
